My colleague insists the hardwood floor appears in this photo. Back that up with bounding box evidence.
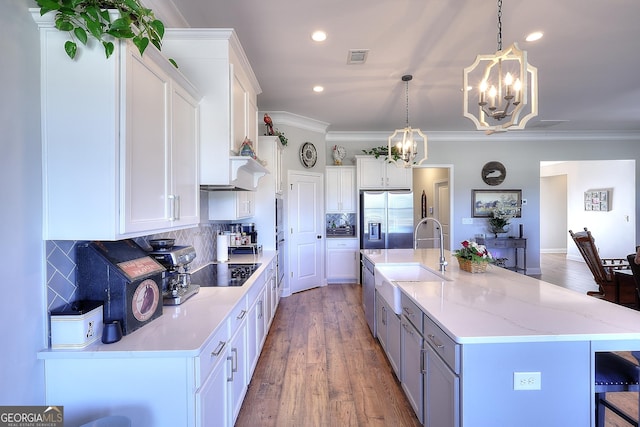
[236,283,421,427]
[237,254,638,427]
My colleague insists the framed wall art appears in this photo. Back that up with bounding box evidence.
[584,188,611,211]
[472,189,522,218]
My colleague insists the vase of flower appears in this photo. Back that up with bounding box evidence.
[487,202,520,238]
[453,240,494,273]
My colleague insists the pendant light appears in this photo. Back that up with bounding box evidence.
[388,75,427,168]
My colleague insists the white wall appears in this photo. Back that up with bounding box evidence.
[0,0,46,404]
[542,160,636,260]
[540,174,568,252]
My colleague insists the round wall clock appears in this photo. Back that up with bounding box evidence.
[481,161,506,186]
[300,142,317,168]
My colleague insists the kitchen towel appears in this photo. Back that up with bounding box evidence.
[216,234,229,262]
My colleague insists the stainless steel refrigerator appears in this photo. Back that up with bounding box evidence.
[360,190,414,249]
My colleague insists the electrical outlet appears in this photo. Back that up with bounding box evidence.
[521,199,527,205]
[513,372,541,390]
[462,217,473,225]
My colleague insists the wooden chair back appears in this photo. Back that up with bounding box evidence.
[627,253,640,305]
[569,227,629,298]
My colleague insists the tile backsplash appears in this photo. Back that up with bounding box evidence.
[45,223,224,312]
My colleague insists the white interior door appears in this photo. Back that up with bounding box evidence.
[288,171,324,293]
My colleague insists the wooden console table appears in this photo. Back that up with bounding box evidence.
[477,237,527,274]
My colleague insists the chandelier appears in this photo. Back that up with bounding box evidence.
[463,0,538,133]
[388,75,427,168]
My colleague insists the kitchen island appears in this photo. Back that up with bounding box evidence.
[38,251,277,427]
[364,248,640,427]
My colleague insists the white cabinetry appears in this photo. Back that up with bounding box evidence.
[163,29,267,191]
[326,238,359,283]
[356,155,412,190]
[326,166,356,212]
[375,290,402,379]
[208,191,255,220]
[33,13,200,240]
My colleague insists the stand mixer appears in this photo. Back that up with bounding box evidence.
[148,242,200,305]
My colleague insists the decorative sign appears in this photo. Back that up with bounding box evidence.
[117,257,165,280]
[584,189,611,211]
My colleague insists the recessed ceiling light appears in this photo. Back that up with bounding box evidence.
[313,86,324,93]
[311,31,327,42]
[526,31,543,42]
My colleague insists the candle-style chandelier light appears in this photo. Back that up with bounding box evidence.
[388,75,428,168]
[463,0,538,133]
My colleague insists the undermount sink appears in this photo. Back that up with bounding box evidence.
[374,263,449,314]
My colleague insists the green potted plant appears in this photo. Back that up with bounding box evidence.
[34,0,175,66]
[361,145,403,162]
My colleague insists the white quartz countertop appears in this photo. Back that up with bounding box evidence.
[38,251,277,359]
[363,248,640,345]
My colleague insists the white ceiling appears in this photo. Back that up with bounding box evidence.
[161,0,640,134]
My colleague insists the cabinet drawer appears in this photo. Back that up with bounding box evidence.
[401,293,423,335]
[423,315,460,374]
[196,321,230,387]
[229,296,248,336]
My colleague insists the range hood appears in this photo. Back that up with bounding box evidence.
[200,156,269,191]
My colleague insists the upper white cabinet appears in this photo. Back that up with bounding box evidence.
[208,191,255,220]
[326,166,356,213]
[33,12,201,240]
[356,155,413,190]
[163,29,267,191]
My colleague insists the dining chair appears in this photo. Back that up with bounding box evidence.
[628,253,640,308]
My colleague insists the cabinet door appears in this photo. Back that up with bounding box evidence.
[425,344,460,427]
[237,191,255,218]
[386,306,402,380]
[170,83,200,226]
[326,239,359,282]
[340,167,356,211]
[401,318,424,423]
[385,162,413,189]
[228,323,248,425]
[326,168,342,212]
[232,71,246,153]
[123,49,171,234]
[197,360,228,427]
[358,157,386,189]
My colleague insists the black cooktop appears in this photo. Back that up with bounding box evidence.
[191,263,261,287]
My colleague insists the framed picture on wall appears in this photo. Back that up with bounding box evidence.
[472,189,522,218]
[584,189,611,211]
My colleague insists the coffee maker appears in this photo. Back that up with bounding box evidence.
[148,243,199,306]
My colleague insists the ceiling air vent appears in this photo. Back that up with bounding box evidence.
[347,49,369,64]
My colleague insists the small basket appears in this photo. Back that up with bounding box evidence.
[456,257,488,273]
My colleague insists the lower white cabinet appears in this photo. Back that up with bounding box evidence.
[326,238,359,283]
[375,291,402,379]
[209,191,255,220]
[401,317,424,423]
[39,255,279,427]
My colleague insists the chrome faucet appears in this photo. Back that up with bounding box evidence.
[414,217,448,272]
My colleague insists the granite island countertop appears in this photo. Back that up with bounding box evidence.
[363,248,640,345]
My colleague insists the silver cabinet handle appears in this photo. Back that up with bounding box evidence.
[227,356,234,382]
[420,348,427,374]
[403,306,414,317]
[231,348,238,373]
[168,194,176,220]
[428,334,444,349]
[237,309,247,320]
[211,340,226,357]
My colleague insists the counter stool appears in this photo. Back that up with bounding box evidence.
[595,351,640,426]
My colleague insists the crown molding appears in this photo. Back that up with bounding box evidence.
[260,111,330,134]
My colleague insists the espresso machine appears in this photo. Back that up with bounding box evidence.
[148,242,199,306]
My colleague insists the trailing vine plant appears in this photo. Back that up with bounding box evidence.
[361,145,403,162]
[35,0,176,67]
